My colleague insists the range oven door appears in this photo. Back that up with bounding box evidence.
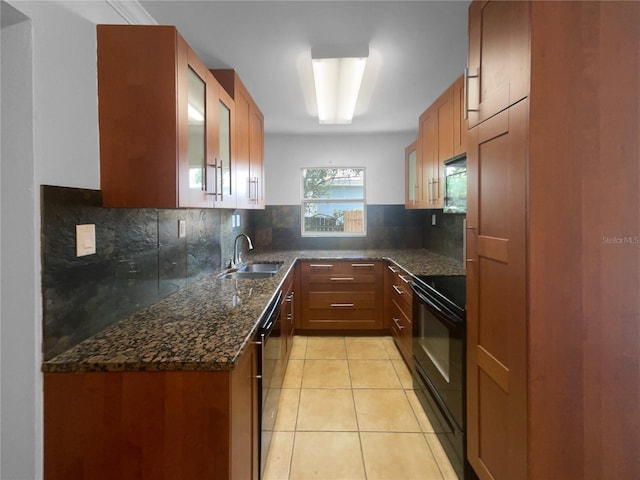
[412,284,464,432]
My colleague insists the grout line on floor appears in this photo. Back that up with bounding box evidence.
[271,335,454,480]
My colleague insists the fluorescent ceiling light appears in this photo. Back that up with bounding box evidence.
[311,45,369,125]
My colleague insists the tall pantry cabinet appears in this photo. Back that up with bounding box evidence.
[465,2,640,479]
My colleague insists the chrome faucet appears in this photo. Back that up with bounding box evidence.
[232,233,253,268]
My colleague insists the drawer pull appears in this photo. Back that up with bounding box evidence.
[398,274,411,284]
[331,303,354,308]
[330,277,354,281]
[309,264,333,268]
[387,265,399,273]
[392,317,405,330]
[351,263,374,268]
[392,285,404,295]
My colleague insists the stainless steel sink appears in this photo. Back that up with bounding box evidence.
[238,262,282,273]
[218,271,276,279]
[217,262,282,280]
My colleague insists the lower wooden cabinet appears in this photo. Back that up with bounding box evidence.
[298,260,384,331]
[385,262,413,365]
[44,343,259,480]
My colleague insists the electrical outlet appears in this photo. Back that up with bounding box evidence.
[76,224,96,257]
[178,220,186,238]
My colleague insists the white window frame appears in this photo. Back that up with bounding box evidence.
[301,167,367,237]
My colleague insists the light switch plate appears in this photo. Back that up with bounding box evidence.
[178,220,186,238]
[76,224,96,257]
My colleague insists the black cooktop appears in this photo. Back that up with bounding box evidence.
[413,274,466,316]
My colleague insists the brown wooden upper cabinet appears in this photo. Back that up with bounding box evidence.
[466,0,530,129]
[407,75,465,209]
[404,140,420,208]
[97,25,235,209]
[452,75,467,156]
[212,70,265,210]
[418,104,440,208]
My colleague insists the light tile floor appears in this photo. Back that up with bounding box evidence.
[263,336,459,480]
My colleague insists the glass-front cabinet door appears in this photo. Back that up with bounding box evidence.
[181,41,214,208]
[215,87,235,208]
[187,67,206,193]
[405,140,421,208]
[182,47,235,208]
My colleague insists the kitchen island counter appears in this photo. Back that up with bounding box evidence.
[42,249,463,373]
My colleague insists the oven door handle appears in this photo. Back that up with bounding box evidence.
[412,285,464,328]
[412,286,444,315]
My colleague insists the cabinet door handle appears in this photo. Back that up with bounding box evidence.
[393,317,404,330]
[463,218,467,272]
[249,177,258,202]
[309,264,333,268]
[464,66,480,119]
[387,265,399,273]
[351,263,374,268]
[330,277,354,281]
[464,222,478,269]
[217,164,223,198]
[392,284,403,295]
[204,161,217,196]
[398,274,411,284]
[331,303,354,308]
[253,177,260,203]
[254,177,259,203]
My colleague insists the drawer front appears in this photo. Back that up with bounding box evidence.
[390,299,412,362]
[301,261,382,276]
[302,273,377,284]
[387,266,413,313]
[304,308,382,328]
[299,260,384,330]
[308,291,376,310]
[390,275,413,312]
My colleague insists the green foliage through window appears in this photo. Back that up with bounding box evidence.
[302,168,366,236]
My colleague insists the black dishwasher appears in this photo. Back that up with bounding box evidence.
[257,289,283,478]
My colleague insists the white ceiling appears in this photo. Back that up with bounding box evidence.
[139,0,470,136]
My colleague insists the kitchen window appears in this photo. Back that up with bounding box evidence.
[301,167,366,236]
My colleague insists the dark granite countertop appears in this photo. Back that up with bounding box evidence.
[42,249,463,373]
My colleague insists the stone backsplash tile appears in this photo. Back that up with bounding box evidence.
[248,205,463,263]
[249,205,430,251]
[426,211,465,263]
[42,189,464,361]
[41,185,234,360]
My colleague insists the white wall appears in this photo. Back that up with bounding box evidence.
[264,132,416,206]
[0,1,146,478]
[2,7,36,479]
